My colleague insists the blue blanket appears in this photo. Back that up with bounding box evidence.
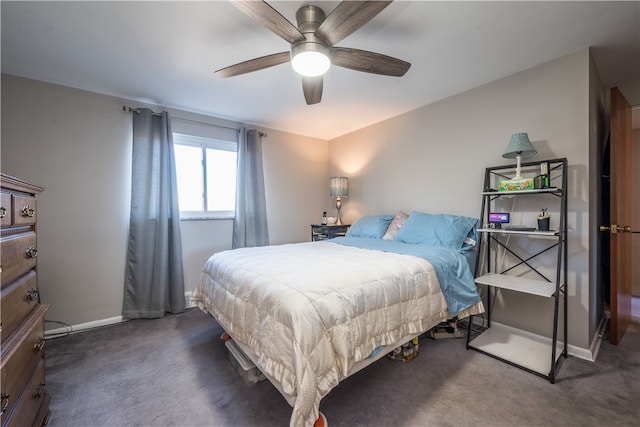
[330,237,481,315]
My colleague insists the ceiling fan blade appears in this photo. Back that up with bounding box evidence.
[215,51,291,78]
[302,76,323,105]
[232,1,304,44]
[331,47,410,76]
[316,1,393,46]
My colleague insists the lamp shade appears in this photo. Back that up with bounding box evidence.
[329,177,348,197]
[502,133,537,159]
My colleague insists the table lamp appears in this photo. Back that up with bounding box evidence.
[329,177,348,225]
[502,133,537,179]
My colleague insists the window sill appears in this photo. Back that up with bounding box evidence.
[180,215,234,221]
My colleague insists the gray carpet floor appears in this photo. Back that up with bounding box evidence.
[45,307,639,427]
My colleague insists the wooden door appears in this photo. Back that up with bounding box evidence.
[608,87,633,345]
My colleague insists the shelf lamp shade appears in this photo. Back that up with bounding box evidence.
[502,133,537,180]
[329,177,348,225]
[329,177,349,198]
[502,133,537,159]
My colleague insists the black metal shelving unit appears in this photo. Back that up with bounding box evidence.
[466,158,568,383]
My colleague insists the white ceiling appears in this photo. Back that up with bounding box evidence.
[2,1,639,140]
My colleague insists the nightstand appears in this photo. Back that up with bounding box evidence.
[310,224,350,241]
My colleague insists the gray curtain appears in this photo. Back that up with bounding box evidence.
[233,128,269,248]
[123,108,185,319]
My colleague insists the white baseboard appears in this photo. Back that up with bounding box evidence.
[45,292,197,338]
[45,315,124,338]
[574,312,608,362]
[568,341,598,362]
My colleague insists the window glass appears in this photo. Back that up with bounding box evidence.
[174,144,204,212]
[173,133,237,219]
[206,148,237,211]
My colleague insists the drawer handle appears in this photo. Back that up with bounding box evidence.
[21,204,35,217]
[26,246,38,259]
[0,393,8,415]
[34,337,45,352]
[35,383,46,399]
[0,206,6,218]
[26,288,40,302]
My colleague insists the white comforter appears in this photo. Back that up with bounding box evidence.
[193,241,481,427]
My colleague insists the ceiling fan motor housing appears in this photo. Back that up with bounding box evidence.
[292,5,330,58]
[296,5,326,34]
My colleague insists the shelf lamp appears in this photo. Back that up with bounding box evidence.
[329,177,348,225]
[502,133,537,180]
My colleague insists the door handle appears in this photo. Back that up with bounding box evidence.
[600,224,633,233]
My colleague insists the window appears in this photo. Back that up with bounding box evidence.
[173,133,237,219]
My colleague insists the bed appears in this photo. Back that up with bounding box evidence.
[192,211,485,427]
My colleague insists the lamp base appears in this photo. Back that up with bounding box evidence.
[511,154,523,180]
[335,197,342,225]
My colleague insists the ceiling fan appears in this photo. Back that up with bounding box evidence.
[215,0,411,105]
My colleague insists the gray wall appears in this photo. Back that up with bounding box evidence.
[329,49,600,352]
[1,74,328,329]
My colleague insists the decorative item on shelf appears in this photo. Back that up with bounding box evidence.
[537,208,550,231]
[534,161,551,189]
[321,211,327,225]
[329,176,348,225]
[499,132,537,191]
[498,177,534,192]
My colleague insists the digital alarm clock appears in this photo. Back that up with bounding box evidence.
[488,212,510,228]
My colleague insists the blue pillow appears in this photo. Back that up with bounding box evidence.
[393,211,478,249]
[346,215,395,239]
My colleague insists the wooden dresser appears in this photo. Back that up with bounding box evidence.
[0,173,51,427]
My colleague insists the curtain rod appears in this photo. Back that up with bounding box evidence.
[122,105,266,137]
[122,105,162,116]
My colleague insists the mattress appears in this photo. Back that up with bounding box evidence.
[192,239,484,426]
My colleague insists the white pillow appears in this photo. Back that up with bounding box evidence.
[382,211,409,240]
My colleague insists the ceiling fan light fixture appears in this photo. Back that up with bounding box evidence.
[292,51,330,76]
[291,41,330,77]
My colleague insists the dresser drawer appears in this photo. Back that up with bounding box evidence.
[0,271,38,342]
[0,232,37,287]
[0,192,11,228]
[11,194,36,227]
[0,304,48,425]
[1,359,48,427]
